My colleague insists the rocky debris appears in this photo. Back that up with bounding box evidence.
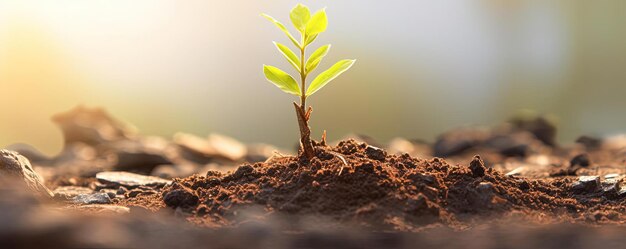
[125,189,158,198]
[365,145,386,161]
[570,154,591,167]
[484,133,532,157]
[96,171,171,189]
[174,133,247,162]
[53,186,94,199]
[433,128,490,157]
[52,105,136,146]
[469,155,486,177]
[0,150,53,198]
[163,188,199,208]
[509,112,557,146]
[151,164,197,179]
[71,204,130,214]
[72,193,112,204]
[576,136,603,150]
[572,176,600,193]
[112,140,172,173]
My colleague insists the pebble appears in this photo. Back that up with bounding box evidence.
[96,171,171,188]
[174,133,247,162]
[0,150,54,198]
[72,193,112,204]
[71,204,130,214]
[570,154,590,167]
[572,176,600,193]
[365,145,386,161]
[53,186,94,199]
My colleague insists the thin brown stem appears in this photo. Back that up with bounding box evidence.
[295,34,314,160]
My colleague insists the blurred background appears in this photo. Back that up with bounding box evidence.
[1,0,625,155]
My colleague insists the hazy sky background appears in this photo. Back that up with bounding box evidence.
[1,0,625,155]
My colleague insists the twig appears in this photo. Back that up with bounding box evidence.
[329,151,348,176]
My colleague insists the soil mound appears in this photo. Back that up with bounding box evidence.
[163,139,582,231]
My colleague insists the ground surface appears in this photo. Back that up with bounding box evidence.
[2,107,626,249]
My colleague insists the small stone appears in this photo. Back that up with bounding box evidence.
[571,176,600,193]
[570,154,590,167]
[96,171,171,188]
[433,128,489,157]
[365,145,386,161]
[163,189,199,208]
[174,133,247,162]
[126,190,143,198]
[71,204,130,214]
[53,186,94,199]
[98,189,118,199]
[0,150,54,198]
[116,187,128,195]
[72,193,112,204]
[469,155,486,177]
[575,136,602,150]
[151,164,196,179]
[51,106,135,146]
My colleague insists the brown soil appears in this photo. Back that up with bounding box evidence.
[5,108,626,248]
[130,139,621,232]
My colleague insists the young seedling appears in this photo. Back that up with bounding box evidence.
[262,4,355,160]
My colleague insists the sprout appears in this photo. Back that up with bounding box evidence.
[262,4,356,159]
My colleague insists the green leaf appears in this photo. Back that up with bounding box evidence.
[274,42,301,72]
[306,59,355,96]
[304,34,318,46]
[305,9,328,36]
[263,65,301,96]
[290,4,311,33]
[261,14,301,48]
[305,44,330,74]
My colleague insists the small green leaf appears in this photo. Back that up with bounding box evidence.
[261,14,301,48]
[263,65,301,96]
[290,4,311,33]
[305,44,331,74]
[305,9,328,36]
[274,42,300,72]
[304,34,318,46]
[306,59,355,96]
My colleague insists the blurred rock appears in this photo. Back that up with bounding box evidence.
[509,112,557,146]
[433,128,490,157]
[570,154,591,167]
[71,204,130,214]
[572,176,600,193]
[52,106,136,146]
[174,133,247,162]
[53,186,94,200]
[96,171,171,189]
[0,150,53,198]
[72,193,112,204]
[111,139,172,173]
[151,164,197,179]
[484,132,534,157]
[3,143,50,163]
[575,136,603,150]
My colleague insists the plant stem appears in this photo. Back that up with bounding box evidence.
[295,38,314,160]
